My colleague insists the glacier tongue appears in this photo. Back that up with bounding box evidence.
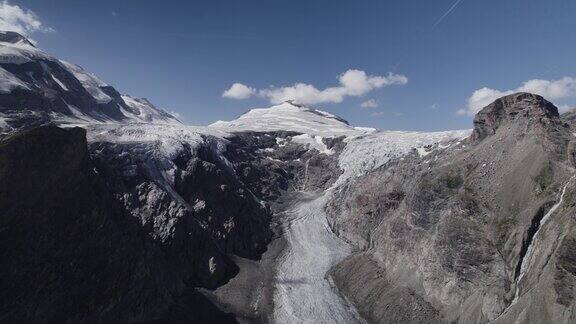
[273,192,362,324]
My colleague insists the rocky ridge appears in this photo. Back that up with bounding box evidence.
[326,93,576,323]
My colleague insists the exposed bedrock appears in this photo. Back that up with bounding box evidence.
[0,125,274,323]
[0,59,128,120]
[326,93,576,323]
[0,123,346,323]
[222,131,345,206]
[90,137,273,288]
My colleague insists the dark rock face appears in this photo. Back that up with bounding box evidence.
[0,59,128,120]
[0,125,247,323]
[326,93,576,323]
[223,131,344,208]
[90,136,273,290]
[0,31,35,46]
[555,235,576,307]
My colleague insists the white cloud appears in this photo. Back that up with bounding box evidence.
[223,69,407,105]
[0,1,53,36]
[361,99,378,108]
[459,77,576,116]
[222,83,256,99]
[260,70,407,105]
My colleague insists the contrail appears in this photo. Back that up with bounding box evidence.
[432,0,464,29]
[390,0,465,72]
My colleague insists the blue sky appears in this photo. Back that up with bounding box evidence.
[5,0,576,130]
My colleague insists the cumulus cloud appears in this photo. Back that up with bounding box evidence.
[458,77,576,116]
[361,99,378,108]
[222,83,256,99]
[260,70,407,105]
[223,69,408,105]
[0,1,53,36]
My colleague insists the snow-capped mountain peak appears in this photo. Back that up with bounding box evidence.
[0,30,179,126]
[0,31,36,48]
[119,95,181,124]
[209,101,374,137]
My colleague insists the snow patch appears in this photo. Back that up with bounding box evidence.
[291,134,334,155]
[0,35,48,64]
[120,95,181,124]
[51,74,68,91]
[208,257,217,274]
[59,60,112,103]
[0,66,29,93]
[84,123,227,160]
[416,147,432,157]
[0,113,10,132]
[193,200,206,212]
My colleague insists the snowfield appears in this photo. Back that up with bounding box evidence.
[210,100,471,185]
[0,66,30,93]
[59,60,113,103]
[83,123,229,159]
[337,129,471,186]
[0,31,52,64]
[120,95,182,124]
[210,101,374,137]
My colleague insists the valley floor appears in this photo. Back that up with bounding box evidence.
[208,191,363,323]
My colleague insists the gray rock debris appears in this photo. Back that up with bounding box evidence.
[326,93,576,323]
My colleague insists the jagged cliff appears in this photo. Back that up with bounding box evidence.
[0,126,175,322]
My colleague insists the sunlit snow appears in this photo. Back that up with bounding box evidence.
[209,101,374,137]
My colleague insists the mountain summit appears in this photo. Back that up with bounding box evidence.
[210,101,374,137]
[0,31,35,47]
[0,31,179,129]
[472,92,562,141]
